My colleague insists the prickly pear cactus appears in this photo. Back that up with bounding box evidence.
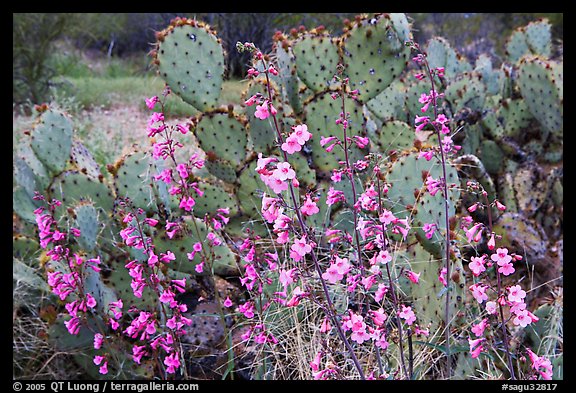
[236,159,267,218]
[517,56,563,136]
[49,170,115,219]
[70,140,101,179]
[193,111,249,183]
[292,31,340,93]
[29,108,74,174]
[365,78,407,122]
[154,17,225,112]
[13,235,40,261]
[444,72,486,114]
[372,120,415,154]
[425,37,472,81]
[71,201,101,252]
[304,91,366,173]
[407,243,466,333]
[474,54,502,96]
[113,151,161,212]
[273,41,303,113]
[340,13,411,102]
[505,19,552,63]
[192,179,239,219]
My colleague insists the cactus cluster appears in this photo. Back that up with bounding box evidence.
[13,13,562,380]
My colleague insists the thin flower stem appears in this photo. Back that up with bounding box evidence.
[483,193,516,380]
[376,175,409,379]
[420,53,453,378]
[262,68,366,380]
[338,84,367,314]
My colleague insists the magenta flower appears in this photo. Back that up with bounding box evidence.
[164,352,180,374]
[481,302,496,317]
[436,267,447,287]
[374,284,389,302]
[526,348,553,380]
[145,96,159,110]
[513,309,532,328]
[326,187,346,206]
[320,317,332,333]
[179,196,195,212]
[281,135,302,154]
[508,285,527,303]
[291,124,312,145]
[370,308,387,326]
[418,150,434,161]
[266,176,289,194]
[468,337,484,359]
[495,200,507,211]
[422,222,437,239]
[351,328,371,344]
[471,318,488,337]
[406,270,420,284]
[223,297,233,308]
[491,247,512,265]
[414,115,430,131]
[93,333,104,350]
[254,103,270,120]
[132,345,147,364]
[353,135,370,148]
[291,236,313,257]
[425,176,442,196]
[468,255,486,276]
[465,223,483,243]
[322,264,344,284]
[301,195,320,216]
[469,283,488,303]
[64,316,81,335]
[272,162,295,181]
[279,268,296,289]
[399,305,416,325]
[320,135,337,147]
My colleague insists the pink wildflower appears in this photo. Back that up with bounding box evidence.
[399,305,416,325]
[468,255,486,276]
[281,135,302,154]
[291,124,312,144]
[301,195,319,216]
[471,318,488,337]
[468,337,485,359]
[508,285,527,303]
[406,270,420,284]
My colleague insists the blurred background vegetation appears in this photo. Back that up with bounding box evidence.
[13,12,563,112]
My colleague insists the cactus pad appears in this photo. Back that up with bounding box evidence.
[374,120,415,154]
[49,170,115,219]
[517,56,563,135]
[304,91,366,173]
[30,109,73,174]
[292,32,340,93]
[505,19,552,63]
[366,79,407,122]
[114,151,158,212]
[425,37,472,81]
[340,13,411,102]
[407,243,466,333]
[155,19,225,112]
[13,235,40,261]
[192,180,239,219]
[72,201,101,252]
[194,111,249,182]
[444,72,486,114]
[70,140,101,179]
